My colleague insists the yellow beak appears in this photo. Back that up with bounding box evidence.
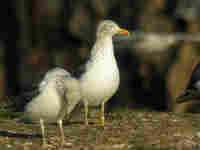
[117,28,130,36]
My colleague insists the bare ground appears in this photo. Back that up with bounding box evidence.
[0,108,200,150]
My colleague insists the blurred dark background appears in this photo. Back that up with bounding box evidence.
[1,0,200,113]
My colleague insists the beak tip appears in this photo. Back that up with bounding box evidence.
[124,31,130,36]
[119,29,130,36]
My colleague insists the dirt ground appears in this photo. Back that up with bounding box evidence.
[0,108,200,150]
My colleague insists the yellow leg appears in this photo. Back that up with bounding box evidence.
[100,102,105,127]
[84,102,88,125]
[66,113,70,122]
[40,119,46,145]
[58,119,65,145]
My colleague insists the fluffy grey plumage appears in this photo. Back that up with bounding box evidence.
[24,67,81,145]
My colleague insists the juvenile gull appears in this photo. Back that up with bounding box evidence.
[75,20,129,126]
[23,67,81,145]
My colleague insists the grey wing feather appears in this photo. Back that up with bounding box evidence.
[64,77,82,115]
[15,67,71,112]
[44,67,82,115]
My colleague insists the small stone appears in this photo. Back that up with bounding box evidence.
[64,142,73,147]
[196,132,200,138]
[112,144,126,149]
[7,144,12,148]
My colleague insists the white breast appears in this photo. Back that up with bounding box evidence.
[80,37,120,106]
[25,83,62,123]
